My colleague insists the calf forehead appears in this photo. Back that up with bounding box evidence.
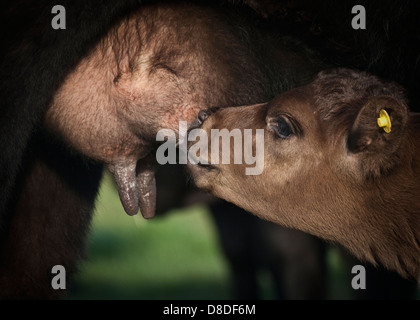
[267,88,311,118]
[268,88,321,135]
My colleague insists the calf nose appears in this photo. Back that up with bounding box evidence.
[198,110,209,122]
[189,106,221,130]
[198,106,221,123]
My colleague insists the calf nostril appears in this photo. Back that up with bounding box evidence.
[198,110,209,122]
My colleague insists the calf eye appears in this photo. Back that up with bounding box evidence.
[271,117,293,139]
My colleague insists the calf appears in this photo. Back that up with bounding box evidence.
[188,68,420,282]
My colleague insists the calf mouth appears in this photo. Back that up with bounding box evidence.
[197,162,217,170]
[186,107,221,174]
[187,153,218,171]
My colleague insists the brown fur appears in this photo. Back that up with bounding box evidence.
[188,68,420,281]
[45,3,266,164]
[44,2,268,217]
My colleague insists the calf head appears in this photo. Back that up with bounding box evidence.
[188,68,420,280]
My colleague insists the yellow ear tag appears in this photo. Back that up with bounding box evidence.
[377,109,391,133]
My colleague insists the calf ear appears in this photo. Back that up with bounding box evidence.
[347,96,409,176]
